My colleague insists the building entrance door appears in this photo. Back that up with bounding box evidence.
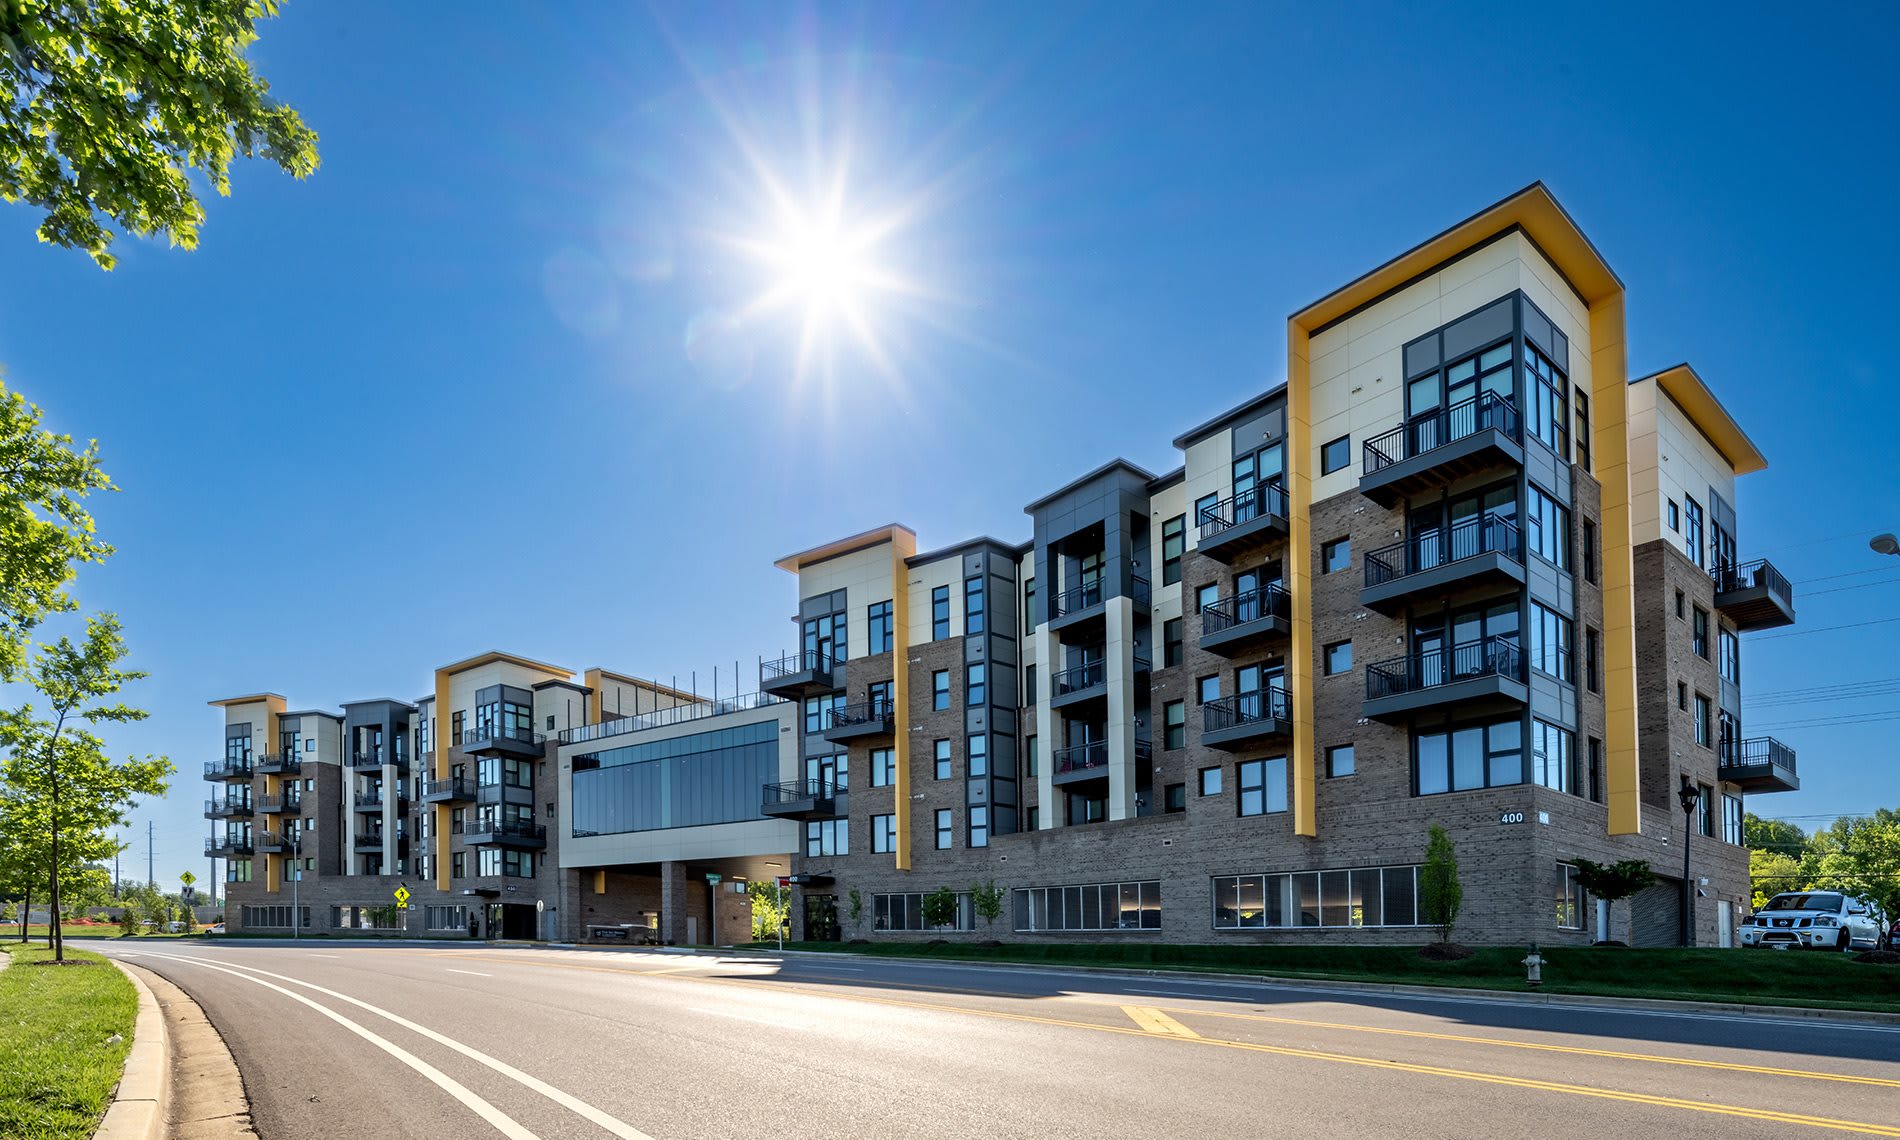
[804,894,840,942]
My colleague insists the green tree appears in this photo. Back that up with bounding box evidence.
[1419,824,1463,944]
[1803,809,1900,920]
[0,380,116,679]
[1570,858,1655,942]
[1745,813,1808,856]
[0,615,171,960]
[846,887,864,935]
[921,886,959,930]
[0,0,319,269]
[746,879,789,942]
[1749,848,1805,910]
[970,880,1004,929]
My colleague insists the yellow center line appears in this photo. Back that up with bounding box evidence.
[321,950,1900,1134]
[1122,1005,1201,1038]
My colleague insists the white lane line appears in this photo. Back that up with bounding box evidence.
[132,949,657,1140]
[794,965,864,973]
[446,969,493,977]
[117,952,538,1140]
[306,953,341,958]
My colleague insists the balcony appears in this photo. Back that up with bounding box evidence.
[463,819,549,850]
[1050,576,1151,636]
[255,752,302,776]
[1359,392,1523,507]
[1361,513,1525,615]
[760,650,838,700]
[256,794,300,815]
[421,775,478,804]
[1195,484,1290,564]
[460,725,546,761]
[204,757,253,781]
[1052,739,1152,785]
[759,779,839,821]
[354,790,394,812]
[350,752,401,771]
[352,832,389,852]
[1363,636,1526,724]
[203,798,253,820]
[254,831,291,854]
[1199,584,1291,657]
[822,700,894,744]
[1201,689,1292,752]
[1712,559,1796,632]
[1051,660,1106,709]
[1719,736,1800,794]
[205,836,253,858]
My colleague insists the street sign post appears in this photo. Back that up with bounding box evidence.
[776,876,790,952]
[393,885,411,910]
[704,873,723,946]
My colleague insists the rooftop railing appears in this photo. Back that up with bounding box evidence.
[559,690,785,746]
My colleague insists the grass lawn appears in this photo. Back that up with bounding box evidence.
[6,925,198,940]
[747,940,1900,1014]
[0,943,139,1140]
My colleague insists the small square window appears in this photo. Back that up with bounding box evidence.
[1164,783,1186,813]
[1321,435,1351,475]
[1326,743,1355,778]
[1321,537,1351,574]
[1323,640,1353,675]
[1197,675,1220,705]
[1196,584,1219,614]
[1198,767,1223,796]
[934,739,952,780]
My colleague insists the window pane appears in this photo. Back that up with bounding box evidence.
[1237,875,1265,929]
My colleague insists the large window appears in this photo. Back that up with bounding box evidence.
[1163,701,1185,750]
[867,601,893,654]
[242,905,309,929]
[1529,602,1573,682]
[1213,866,1420,929]
[1574,389,1592,472]
[1554,864,1585,930]
[968,734,988,777]
[802,608,847,665]
[932,670,950,710]
[966,662,986,707]
[1531,719,1573,793]
[1322,537,1350,574]
[1683,497,1704,567]
[1525,341,1569,458]
[570,721,778,837]
[1415,719,1522,794]
[1722,794,1744,845]
[1013,881,1160,932]
[1323,641,1352,675]
[1526,485,1570,569]
[1236,757,1288,816]
[935,808,953,850]
[1719,629,1740,683]
[472,685,533,744]
[969,805,989,848]
[876,891,972,931]
[477,848,534,877]
[872,813,896,853]
[425,905,468,932]
[932,586,951,640]
[1164,618,1183,667]
[934,739,951,780]
[1692,607,1710,659]
[965,575,986,635]
[1694,694,1712,747]
[870,748,895,788]
[805,818,848,856]
[1023,578,1036,634]
[1161,516,1185,586]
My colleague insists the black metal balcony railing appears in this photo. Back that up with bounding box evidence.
[255,752,302,775]
[1053,741,1108,775]
[761,778,835,806]
[1363,391,1521,475]
[354,832,386,848]
[467,819,548,842]
[1712,559,1793,606]
[824,700,893,731]
[203,797,252,816]
[204,836,253,856]
[256,794,299,813]
[350,752,393,769]
[204,757,253,779]
[762,649,835,681]
[355,792,384,810]
[1053,660,1106,696]
[1196,483,1290,543]
[1365,512,1523,587]
[1721,736,1799,777]
[1052,576,1150,619]
[1201,583,1292,635]
[422,775,478,800]
[1366,636,1524,700]
[460,726,545,748]
[1203,688,1291,734]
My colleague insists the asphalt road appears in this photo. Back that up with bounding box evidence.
[102,940,1900,1140]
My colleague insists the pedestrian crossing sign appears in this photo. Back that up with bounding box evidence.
[394,885,411,909]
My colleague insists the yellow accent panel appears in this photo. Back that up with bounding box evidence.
[1285,325,1317,838]
[1640,363,1768,475]
[1590,294,1641,835]
[888,532,917,871]
[594,869,607,895]
[583,667,603,725]
[433,668,451,891]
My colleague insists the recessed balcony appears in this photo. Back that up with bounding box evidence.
[1359,393,1523,508]
[204,758,253,781]
[1719,736,1800,794]
[822,700,894,744]
[353,832,389,852]
[463,820,548,850]
[1712,560,1796,632]
[350,752,404,771]
[421,775,478,804]
[760,779,840,821]
[1361,513,1525,615]
[1049,577,1150,637]
[255,752,302,776]
[1050,740,1151,785]
[1195,484,1290,564]
[1363,635,1527,723]
[203,798,253,820]
[1199,585,1291,657]
[256,794,300,815]
[460,725,546,761]
[354,791,390,812]
[760,650,838,700]
[1200,689,1291,752]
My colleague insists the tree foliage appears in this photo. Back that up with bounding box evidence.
[970,879,1003,928]
[1419,824,1462,943]
[921,886,959,930]
[0,0,319,268]
[0,378,116,680]
[0,614,171,959]
[1743,809,1900,917]
[1570,858,1655,903]
[746,878,789,942]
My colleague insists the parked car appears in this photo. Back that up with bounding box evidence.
[204,923,226,935]
[1740,891,1883,951]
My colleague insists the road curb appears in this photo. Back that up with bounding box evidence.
[95,959,171,1140]
[714,947,1900,1027]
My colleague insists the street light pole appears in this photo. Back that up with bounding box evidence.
[289,829,302,942]
[1677,780,1700,948]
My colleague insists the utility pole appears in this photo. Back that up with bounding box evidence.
[147,820,155,890]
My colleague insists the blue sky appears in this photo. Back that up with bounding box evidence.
[3,3,1896,891]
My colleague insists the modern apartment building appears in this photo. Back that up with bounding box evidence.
[765,183,1798,948]
[209,652,795,941]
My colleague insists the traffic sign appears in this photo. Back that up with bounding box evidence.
[705,873,723,885]
[776,876,791,888]
[536,899,544,913]
[393,885,411,909]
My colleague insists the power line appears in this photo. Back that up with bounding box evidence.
[1799,575,1900,598]
[1751,616,1900,641]
[1747,711,1900,730]
[1795,566,1900,586]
